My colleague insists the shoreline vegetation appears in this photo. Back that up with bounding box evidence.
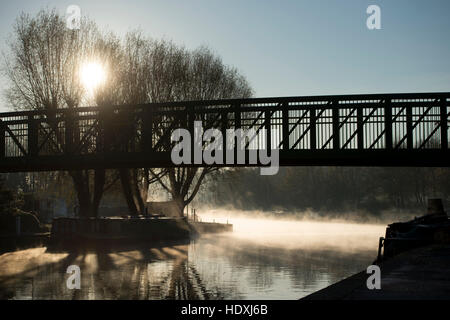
[193,166,450,223]
[194,206,422,226]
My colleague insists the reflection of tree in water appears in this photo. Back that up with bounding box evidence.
[165,259,206,299]
[0,235,377,299]
[67,244,215,299]
[0,243,228,300]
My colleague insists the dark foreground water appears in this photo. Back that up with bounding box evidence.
[0,218,385,299]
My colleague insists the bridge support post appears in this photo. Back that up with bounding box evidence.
[310,109,316,150]
[142,107,153,152]
[65,110,73,154]
[126,111,135,152]
[0,120,4,158]
[265,110,271,152]
[357,107,364,149]
[188,107,195,163]
[441,96,448,150]
[234,104,241,160]
[97,109,108,153]
[234,104,241,129]
[27,116,38,157]
[332,102,340,149]
[406,106,413,149]
[221,111,227,163]
[385,99,393,149]
[282,104,289,150]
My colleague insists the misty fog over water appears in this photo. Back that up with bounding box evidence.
[0,212,385,299]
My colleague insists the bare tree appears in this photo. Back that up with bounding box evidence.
[3,11,252,218]
[119,34,253,216]
[2,9,118,217]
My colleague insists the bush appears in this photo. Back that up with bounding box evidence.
[0,210,44,234]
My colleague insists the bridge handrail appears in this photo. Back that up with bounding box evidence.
[1,91,449,120]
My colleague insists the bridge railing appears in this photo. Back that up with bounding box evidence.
[0,92,448,171]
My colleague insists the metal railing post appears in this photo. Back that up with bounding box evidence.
[332,100,340,149]
[0,120,5,158]
[406,105,413,149]
[282,103,289,150]
[441,96,448,150]
[357,107,364,150]
[28,115,38,156]
[310,108,316,150]
[385,99,393,149]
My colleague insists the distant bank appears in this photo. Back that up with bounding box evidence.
[50,216,232,242]
[1,216,232,252]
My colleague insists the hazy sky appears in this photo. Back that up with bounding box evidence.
[1,0,449,111]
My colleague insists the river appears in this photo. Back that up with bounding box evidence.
[0,216,385,299]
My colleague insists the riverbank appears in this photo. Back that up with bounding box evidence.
[0,233,50,253]
[0,217,234,252]
[302,244,450,300]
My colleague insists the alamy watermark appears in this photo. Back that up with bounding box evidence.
[66,265,81,289]
[170,121,279,175]
[366,265,381,290]
[366,5,381,30]
[66,5,81,30]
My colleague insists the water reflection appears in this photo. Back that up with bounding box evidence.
[0,220,385,299]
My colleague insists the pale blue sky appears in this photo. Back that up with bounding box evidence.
[1,0,450,111]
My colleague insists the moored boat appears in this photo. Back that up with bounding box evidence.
[378,199,450,261]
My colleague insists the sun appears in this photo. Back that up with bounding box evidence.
[80,61,107,91]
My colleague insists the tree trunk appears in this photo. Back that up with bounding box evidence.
[92,169,106,217]
[70,170,105,218]
[119,168,139,215]
[131,169,146,214]
[173,196,185,217]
